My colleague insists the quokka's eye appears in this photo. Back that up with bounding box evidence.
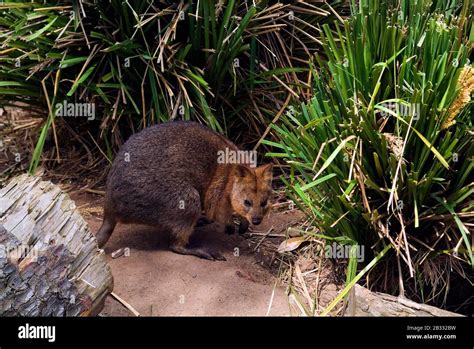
[244,199,252,207]
[260,200,268,207]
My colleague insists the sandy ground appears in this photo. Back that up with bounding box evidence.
[74,193,302,316]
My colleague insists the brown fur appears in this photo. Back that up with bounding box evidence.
[96,121,273,261]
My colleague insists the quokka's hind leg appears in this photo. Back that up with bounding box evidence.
[96,210,117,248]
[169,224,226,261]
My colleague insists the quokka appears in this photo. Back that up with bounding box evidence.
[96,121,273,261]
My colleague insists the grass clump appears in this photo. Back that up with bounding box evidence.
[268,0,473,312]
[0,0,337,173]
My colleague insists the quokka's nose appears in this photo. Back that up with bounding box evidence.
[252,217,262,225]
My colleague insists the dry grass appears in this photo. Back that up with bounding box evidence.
[0,105,43,185]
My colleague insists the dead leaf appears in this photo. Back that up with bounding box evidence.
[277,236,306,253]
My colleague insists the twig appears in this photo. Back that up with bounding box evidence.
[266,280,277,316]
[253,94,292,151]
[111,292,140,317]
[247,232,286,237]
[83,188,105,195]
[253,228,274,251]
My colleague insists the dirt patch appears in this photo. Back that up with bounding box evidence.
[72,192,304,316]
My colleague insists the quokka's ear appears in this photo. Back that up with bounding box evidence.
[256,163,273,184]
[235,164,254,179]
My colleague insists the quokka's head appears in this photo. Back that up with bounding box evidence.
[231,163,273,226]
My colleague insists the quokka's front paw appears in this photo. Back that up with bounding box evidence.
[225,224,236,235]
[225,217,250,235]
[196,216,213,227]
[238,219,249,234]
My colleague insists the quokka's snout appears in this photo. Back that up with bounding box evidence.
[96,121,273,261]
